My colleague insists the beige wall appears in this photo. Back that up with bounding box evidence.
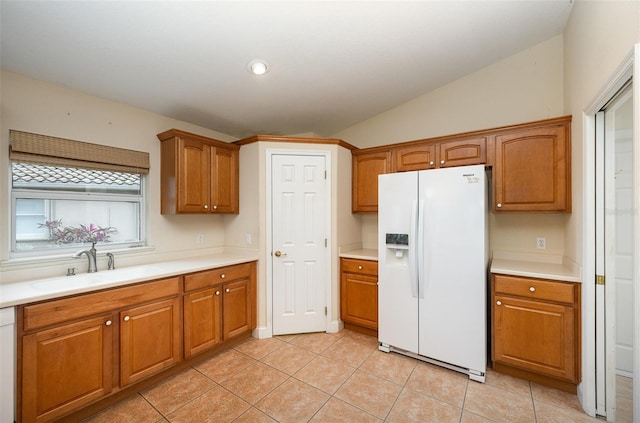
[333,35,569,257]
[333,35,564,149]
[0,70,238,283]
[563,0,640,265]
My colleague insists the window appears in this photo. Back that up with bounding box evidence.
[9,130,149,257]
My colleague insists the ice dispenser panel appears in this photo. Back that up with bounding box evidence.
[386,233,408,258]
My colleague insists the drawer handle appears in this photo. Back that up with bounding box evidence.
[105,320,112,326]
[213,205,217,210]
[358,265,363,270]
[204,205,209,209]
[429,161,435,166]
[496,301,502,306]
[123,315,130,322]
[497,203,502,208]
[440,160,445,165]
[529,287,536,292]
[225,288,230,293]
[221,273,226,279]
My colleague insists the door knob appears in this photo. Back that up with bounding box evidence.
[274,250,287,257]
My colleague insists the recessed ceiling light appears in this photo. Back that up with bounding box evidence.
[247,59,269,75]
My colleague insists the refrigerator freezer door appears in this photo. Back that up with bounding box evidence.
[378,171,419,354]
[417,165,487,374]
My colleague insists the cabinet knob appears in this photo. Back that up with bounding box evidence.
[123,315,130,322]
[429,161,434,166]
[220,273,226,279]
[496,301,502,306]
[213,205,218,210]
[529,286,536,292]
[215,290,220,296]
[358,265,363,270]
[497,203,502,208]
[225,288,230,293]
[440,160,445,165]
[105,320,112,326]
[203,205,209,209]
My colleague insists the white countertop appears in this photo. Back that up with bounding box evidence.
[0,251,259,308]
[490,251,581,283]
[339,248,378,261]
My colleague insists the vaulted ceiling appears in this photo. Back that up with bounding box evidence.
[1,1,573,138]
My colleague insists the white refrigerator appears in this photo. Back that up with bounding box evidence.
[378,164,488,382]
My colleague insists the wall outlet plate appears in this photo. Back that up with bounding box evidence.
[536,237,546,250]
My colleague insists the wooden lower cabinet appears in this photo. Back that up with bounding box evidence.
[340,258,378,335]
[183,262,256,358]
[491,274,581,392]
[18,262,257,422]
[222,278,253,339]
[21,314,114,423]
[120,297,182,386]
[183,287,223,357]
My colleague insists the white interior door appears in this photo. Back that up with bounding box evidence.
[596,81,634,422]
[271,153,327,335]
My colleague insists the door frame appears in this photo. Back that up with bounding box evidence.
[265,148,333,338]
[583,44,639,419]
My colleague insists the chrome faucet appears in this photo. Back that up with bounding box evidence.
[73,242,97,273]
[106,252,115,270]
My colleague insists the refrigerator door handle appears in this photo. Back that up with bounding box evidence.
[417,199,425,299]
[409,199,419,298]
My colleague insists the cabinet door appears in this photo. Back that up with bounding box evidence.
[393,143,436,172]
[493,124,570,212]
[493,295,576,382]
[210,147,239,213]
[177,138,210,213]
[22,315,113,423]
[340,272,378,330]
[184,287,222,358]
[352,151,392,213]
[438,137,487,168]
[120,297,182,386]
[222,279,252,339]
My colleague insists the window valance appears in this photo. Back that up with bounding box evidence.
[9,130,150,174]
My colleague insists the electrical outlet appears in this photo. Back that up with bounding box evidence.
[536,237,546,250]
[196,233,205,244]
[245,234,252,245]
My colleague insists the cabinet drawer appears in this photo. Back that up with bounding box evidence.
[184,263,251,292]
[23,277,181,332]
[493,274,575,304]
[341,258,378,276]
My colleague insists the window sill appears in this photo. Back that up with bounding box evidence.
[2,245,155,268]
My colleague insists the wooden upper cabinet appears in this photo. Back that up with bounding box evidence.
[210,146,238,213]
[352,150,392,213]
[158,129,239,214]
[351,116,571,214]
[493,117,571,212]
[438,137,487,168]
[393,136,486,172]
[393,142,437,171]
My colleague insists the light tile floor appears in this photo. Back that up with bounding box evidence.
[83,330,602,423]
[616,375,633,423]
